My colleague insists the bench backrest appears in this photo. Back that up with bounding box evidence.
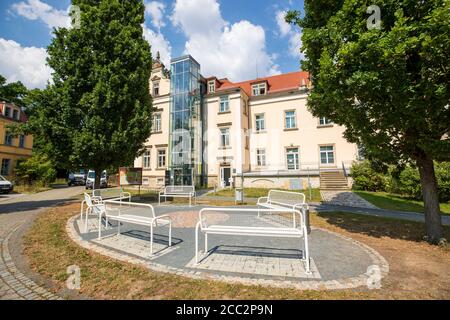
[165,185,195,194]
[84,193,105,214]
[267,190,305,207]
[198,207,304,231]
[93,187,124,200]
[103,200,156,219]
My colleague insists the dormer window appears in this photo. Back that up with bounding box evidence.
[153,82,160,96]
[208,80,215,93]
[252,83,267,96]
[13,109,19,120]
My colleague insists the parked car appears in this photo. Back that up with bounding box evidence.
[0,175,13,194]
[85,170,108,189]
[68,170,87,186]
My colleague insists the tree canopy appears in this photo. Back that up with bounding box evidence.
[287,0,450,243]
[32,0,153,185]
[0,75,28,105]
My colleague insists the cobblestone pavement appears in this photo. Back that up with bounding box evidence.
[0,186,84,300]
[320,191,378,209]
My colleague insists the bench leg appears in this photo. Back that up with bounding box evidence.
[195,222,201,264]
[303,230,311,274]
[117,221,121,236]
[150,224,154,256]
[158,194,161,206]
[205,233,208,253]
[168,222,172,247]
[98,213,102,240]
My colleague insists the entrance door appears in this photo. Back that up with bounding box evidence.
[220,167,231,187]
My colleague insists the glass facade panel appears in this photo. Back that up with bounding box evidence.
[169,56,203,186]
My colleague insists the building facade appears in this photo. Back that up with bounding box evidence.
[134,55,359,189]
[0,100,33,179]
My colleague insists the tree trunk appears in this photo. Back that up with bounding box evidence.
[416,156,442,244]
[94,169,102,190]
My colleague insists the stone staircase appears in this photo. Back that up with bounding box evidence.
[320,170,349,190]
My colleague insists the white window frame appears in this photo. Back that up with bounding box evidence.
[319,117,333,126]
[219,96,230,113]
[320,145,335,165]
[1,159,10,176]
[286,148,300,170]
[143,150,151,169]
[252,83,267,96]
[208,80,215,93]
[153,113,162,132]
[285,110,297,129]
[256,148,266,167]
[255,114,265,132]
[157,149,166,168]
[220,128,230,147]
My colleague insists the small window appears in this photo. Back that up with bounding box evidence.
[285,111,297,129]
[153,113,162,132]
[252,83,267,96]
[208,81,215,93]
[4,107,11,118]
[19,135,25,148]
[219,96,230,113]
[157,177,165,185]
[143,177,150,185]
[255,114,265,132]
[143,150,151,169]
[256,149,266,167]
[4,132,13,146]
[286,148,300,170]
[1,159,10,176]
[220,128,230,147]
[319,117,333,126]
[153,82,160,96]
[320,145,335,164]
[13,109,19,120]
[157,149,166,168]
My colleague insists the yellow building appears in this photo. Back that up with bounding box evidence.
[0,100,33,179]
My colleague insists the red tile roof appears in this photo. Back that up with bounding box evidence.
[215,71,310,97]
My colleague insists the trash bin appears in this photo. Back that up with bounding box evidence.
[235,188,243,203]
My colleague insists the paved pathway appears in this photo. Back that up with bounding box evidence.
[0,186,84,300]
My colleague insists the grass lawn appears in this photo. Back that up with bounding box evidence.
[355,191,450,215]
[208,188,322,202]
[23,202,450,299]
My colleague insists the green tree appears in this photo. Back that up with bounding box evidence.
[14,154,56,186]
[38,0,152,188]
[0,75,28,105]
[287,0,450,243]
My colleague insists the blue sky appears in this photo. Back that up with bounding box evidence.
[0,0,305,89]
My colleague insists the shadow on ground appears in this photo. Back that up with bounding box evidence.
[315,211,450,243]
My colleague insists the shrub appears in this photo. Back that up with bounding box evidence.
[351,160,387,192]
[397,166,422,200]
[14,154,56,186]
[436,162,450,203]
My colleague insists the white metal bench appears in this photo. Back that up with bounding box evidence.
[80,188,131,232]
[99,200,172,256]
[159,185,196,206]
[195,207,311,274]
[257,190,310,233]
[93,187,131,202]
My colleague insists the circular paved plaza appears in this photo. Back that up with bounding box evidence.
[68,205,389,290]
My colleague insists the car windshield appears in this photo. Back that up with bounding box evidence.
[0,175,5,181]
[88,172,95,179]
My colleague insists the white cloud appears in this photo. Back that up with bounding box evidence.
[11,0,70,29]
[145,1,166,30]
[275,10,303,59]
[0,38,52,89]
[143,26,172,67]
[171,0,280,81]
[276,10,291,37]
